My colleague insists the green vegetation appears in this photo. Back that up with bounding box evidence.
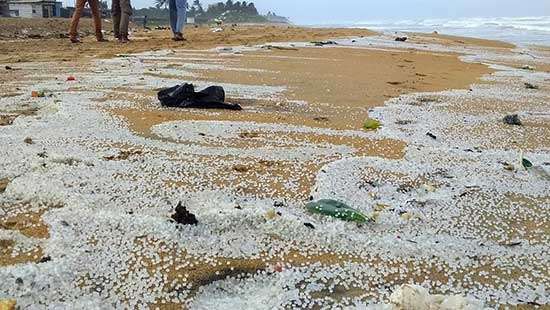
[135,0,288,25]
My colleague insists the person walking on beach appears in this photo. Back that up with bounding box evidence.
[169,0,187,41]
[69,0,106,43]
[112,0,133,43]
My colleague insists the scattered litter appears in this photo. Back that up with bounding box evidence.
[171,202,198,225]
[421,183,436,193]
[306,199,373,223]
[103,149,143,161]
[154,26,169,30]
[313,117,330,122]
[400,212,416,221]
[503,114,522,126]
[5,66,13,70]
[66,76,76,82]
[264,209,279,220]
[31,90,45,98]
[304,222,315,229]
[38,256,51,263]
[389,284,486,309]
[233,164,250,173]
[426,132,437,139]
[499,161,515,171]
[363,118,381,130]
[158,83,242,110]
[274,262,284,273]
[387,81,403,85]
[261,45,298,51]
[212,28,224,33]
[23,137,33,144]
[395,120,413,125]
[524,82,539,90]
[311,40,338,46]
[0,178,9,193]
[500,241,521,247]
[520,65,535,70]
[522,157,533,169]
[395,37,408,42]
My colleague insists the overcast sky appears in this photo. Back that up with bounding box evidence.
[127,0,549,24]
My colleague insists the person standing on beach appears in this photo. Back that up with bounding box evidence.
[112,0,133,43]
[69,0,106,43]
[169,0,187,41]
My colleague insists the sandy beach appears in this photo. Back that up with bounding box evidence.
[1,19,549,309]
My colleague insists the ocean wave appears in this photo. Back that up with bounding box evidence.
[351,16,550,46]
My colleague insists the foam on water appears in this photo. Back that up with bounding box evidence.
[347,16,550,46]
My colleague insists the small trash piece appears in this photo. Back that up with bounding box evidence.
[265,209,279,220]
[503,114,522,126]
[500,161,515,171]
[0,178,9,193]
[363,118,381,130]
[396,120,413,125]
[274,262,284,272]
[522,158,533,169]
[501,241,521,247]
[426,132,437,139]
[31,90,45,98]
[66,76,76,81]
[311,40,338,46]
[521,65,535,70]
[38,256,51,263]
[304,222,315,229]
[306,199,373,223]
[524,82,539,89]
[5,66,13,70]
[171,202,198,225]
[395,37,408,42]
[23,137,33,144]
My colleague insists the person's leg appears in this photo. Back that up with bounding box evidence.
[88,0,105,41]
[68,0,86,42]
[111,0,121,39]
[119,0,132,42]
[175,0,187,37]
[168,0,177,37]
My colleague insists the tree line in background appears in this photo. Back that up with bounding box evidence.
[138,0,271,24]
[128,0,288,24]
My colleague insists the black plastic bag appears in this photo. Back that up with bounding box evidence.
[158,83,242,110]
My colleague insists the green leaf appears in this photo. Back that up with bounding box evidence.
[522,158,533,169]
[363,118,381,131]
[306,199,373,223]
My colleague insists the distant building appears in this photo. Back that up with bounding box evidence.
[6,0,62,18]
[0,0,9,16]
